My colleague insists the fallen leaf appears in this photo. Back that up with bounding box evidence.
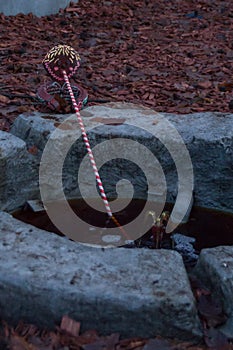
[148,93,155,100]
[197,81,212,89]
[65,7,79,13]
[9,335,36,350]
[60,315,80,337]
[0,94,10,104]
[91,117,125,125]
[77,329,99,345]
[17,106,29,113]
[27,145,38,155]
[126,339,146,349]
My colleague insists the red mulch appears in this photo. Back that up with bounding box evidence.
[0,276,232,349]
[0,313,232,350]
[0,0,233,131]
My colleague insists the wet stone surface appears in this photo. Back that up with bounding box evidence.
[9,102,233,212]
[0,211,202,340]
[0,130,39,211]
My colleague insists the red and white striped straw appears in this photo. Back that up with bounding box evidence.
[62,70,129,240]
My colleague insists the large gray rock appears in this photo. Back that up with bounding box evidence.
[0,131,39,211]
[0,211,202,340]
[10,112,65,152]
[10,103,233,213]
[0,0,75,16]
[193,246,233,339]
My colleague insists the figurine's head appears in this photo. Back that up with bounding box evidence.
[43,44,81,81]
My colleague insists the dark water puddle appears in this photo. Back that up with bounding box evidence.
[13,198,233,251]
[174,206,233,250]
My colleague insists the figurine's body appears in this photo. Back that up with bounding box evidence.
[37,80,88,112]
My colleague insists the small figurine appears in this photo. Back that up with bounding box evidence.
[37,44,88,112]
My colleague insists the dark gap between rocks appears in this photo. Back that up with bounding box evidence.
[12,198,233,270]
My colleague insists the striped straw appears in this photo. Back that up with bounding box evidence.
[62,70,129,240]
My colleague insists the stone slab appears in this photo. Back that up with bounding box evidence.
[193,246,233,339]
[0,211,202,340]
[0,0,75,16]
[10,103,233,213]
[0,131,39,211]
